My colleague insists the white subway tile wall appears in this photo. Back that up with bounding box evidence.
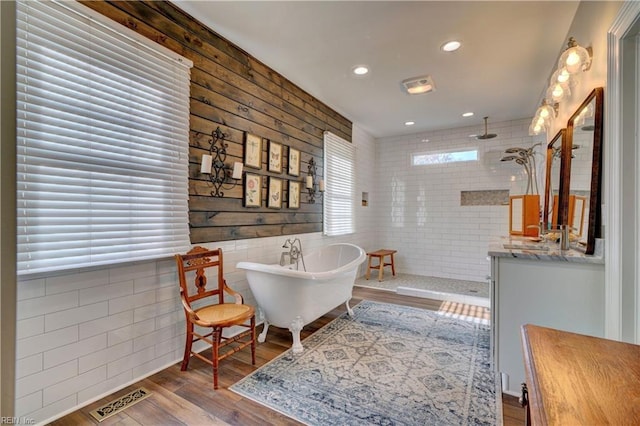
[14,124,377,423]
[375,118,545,281]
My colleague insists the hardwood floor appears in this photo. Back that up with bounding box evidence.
[50,287,524,425]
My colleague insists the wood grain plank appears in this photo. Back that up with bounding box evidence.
[190,212,322,227]
[190,223,322,243]
[522,324,640,425]
[189,195,322,214]
[191,68,325,140]
[189,100,324,157]
[191,84,324,149]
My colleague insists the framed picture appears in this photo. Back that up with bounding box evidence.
[244,132,262,170]
[267,177,283,209]
[268,141,283,173]
[288,180,301,209]
[288,147,300,176]
[243,173,262,207]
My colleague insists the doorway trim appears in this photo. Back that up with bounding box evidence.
[606,0,640,342]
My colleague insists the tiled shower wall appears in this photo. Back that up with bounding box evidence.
[14,126,376,423]
[374,118,545,282]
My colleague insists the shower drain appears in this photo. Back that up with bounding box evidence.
[89,387,152,422]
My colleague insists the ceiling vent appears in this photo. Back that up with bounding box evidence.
[402,75,436,95]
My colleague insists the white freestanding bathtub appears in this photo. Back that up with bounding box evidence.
[237,243,366,353]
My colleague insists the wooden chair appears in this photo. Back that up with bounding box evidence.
[175,246,256,389]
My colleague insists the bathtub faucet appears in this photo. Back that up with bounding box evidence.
[280,238,306,271]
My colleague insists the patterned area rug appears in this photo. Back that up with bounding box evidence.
[230,300,500,425]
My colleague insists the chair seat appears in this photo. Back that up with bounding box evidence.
[195,303,254,326]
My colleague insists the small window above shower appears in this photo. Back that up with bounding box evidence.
[412,149,478,166]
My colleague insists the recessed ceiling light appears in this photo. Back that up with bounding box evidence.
[442,40,461,52]
[405,121,415,126]
[462,112,474,117]
[422,139,430,143]
[352,65,369,75]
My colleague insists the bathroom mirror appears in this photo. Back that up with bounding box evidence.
[565,87,604,255]
[543,129,567,231]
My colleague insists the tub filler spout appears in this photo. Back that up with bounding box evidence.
[280,237,306,270]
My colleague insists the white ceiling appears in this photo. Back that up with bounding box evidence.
[172,1,580,138]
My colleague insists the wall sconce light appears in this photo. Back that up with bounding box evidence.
[545,80,571,104]
[531,37,592,135]
[550,67,571,85]
[558,37,592,74]
[306,157,324,204]
[529,100,558,135]
[200,126,243,197]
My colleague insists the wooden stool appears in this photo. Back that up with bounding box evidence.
[365,249,397,282]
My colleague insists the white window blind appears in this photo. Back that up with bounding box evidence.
[17,0,193,275]
[323,131,355,236]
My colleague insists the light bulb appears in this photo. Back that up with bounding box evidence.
[528,121,542,136]
[539,108,549,119]
[558,39,591,74]
[536,116,545,127]
[557,68,570,83]
[552,84,563,99]
[566,50,581,67]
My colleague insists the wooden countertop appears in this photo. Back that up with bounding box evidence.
[521,324,640,425]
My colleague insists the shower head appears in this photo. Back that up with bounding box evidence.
[476,116,497,140]
[504,147,525,154]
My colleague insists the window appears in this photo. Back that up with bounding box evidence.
[16,0,193,274]
[323,132,355,236]
[412,149,478,165]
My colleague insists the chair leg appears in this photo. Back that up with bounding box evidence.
[250,316,256,366]
[181,321,194,371]
[212,328,221,390]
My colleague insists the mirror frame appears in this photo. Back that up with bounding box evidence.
[564,87,604,255]
[543,129,567,231]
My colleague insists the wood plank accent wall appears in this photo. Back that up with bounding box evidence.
[81,1,352,243]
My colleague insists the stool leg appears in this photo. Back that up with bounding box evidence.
[378,256,384,282]
[365,255,372,280]
[391,253,396,276]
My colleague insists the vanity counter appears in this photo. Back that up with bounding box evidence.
[488,236,603,264]
[489,236,605,395]
[521,324,640,425]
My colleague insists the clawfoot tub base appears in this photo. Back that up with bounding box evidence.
[258,322,269,343]
[289,316,305,353]
[345,299,354,316]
